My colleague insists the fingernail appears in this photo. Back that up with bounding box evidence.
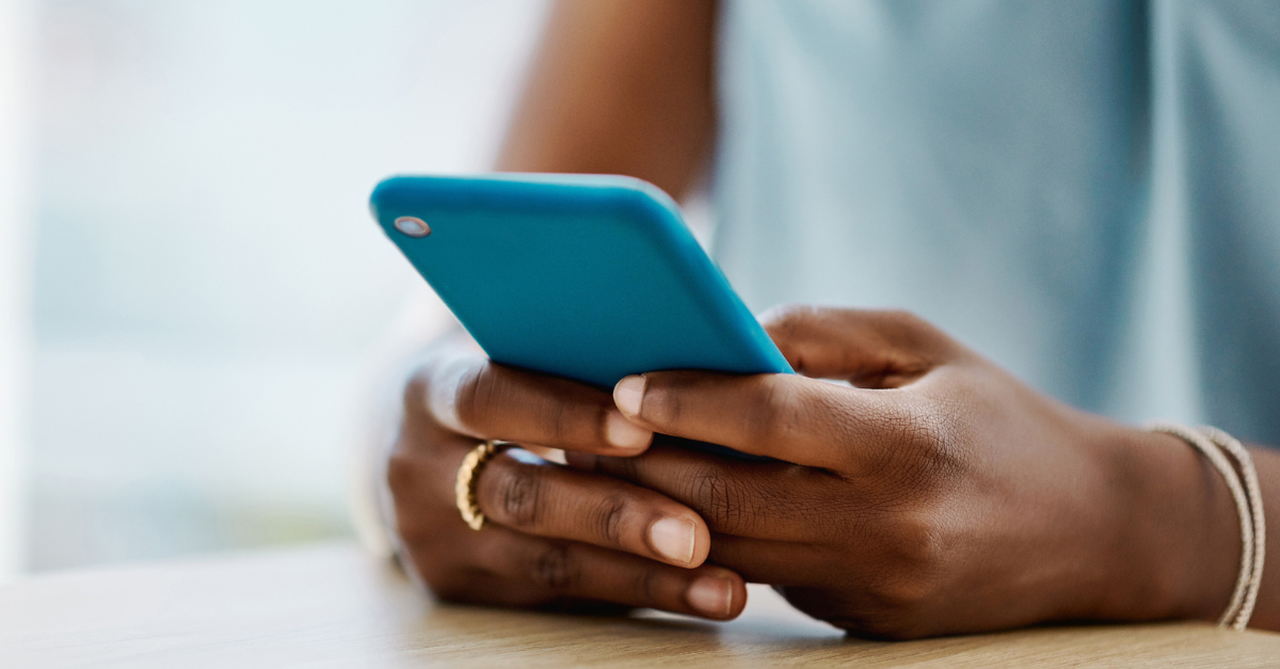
[605,410,651,450]
[614,375,646,416]
[649,517,696,565]
[686,576,733,618]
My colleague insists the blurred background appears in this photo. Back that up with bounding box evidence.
[0,0,549,575]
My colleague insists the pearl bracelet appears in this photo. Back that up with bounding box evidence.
[1147,423,1266,631]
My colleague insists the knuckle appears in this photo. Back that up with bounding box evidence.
[867,559,942,614]
[630,568,662,604]
[544,396,576,445]
[912,407,967,479]
[748,378,812,448]
[537,387,604,450]
[897,409,946,461]
[761,303,817,330]
[782,508,955,641]
[759,304,822,359]
[892,510,950,568]
[592,495,628,546]
[450,362,586,447]
[879,309,955,358]
[452,364,496,433]
[880,309,932,336]
[691,469,731,525]
[788,508,952,639]
[498,462,545,529]
[859,516,950,634]
[687,467,748,531]
[532,543,578,592]
[870,401,964,486]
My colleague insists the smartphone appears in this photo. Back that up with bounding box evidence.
[369,173,792,457]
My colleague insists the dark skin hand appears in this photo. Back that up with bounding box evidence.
[578,307,1280,637]
[388,330,746,619]
[386,0,1280,637]
[389,308,1280,636]
[388,0,743,622]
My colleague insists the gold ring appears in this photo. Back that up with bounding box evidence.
[455,440,504,530]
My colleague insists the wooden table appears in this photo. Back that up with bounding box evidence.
[2,543,1278,667]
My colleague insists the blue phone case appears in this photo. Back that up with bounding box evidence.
[369,174,793,457]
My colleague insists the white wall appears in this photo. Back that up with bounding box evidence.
[0,0,33,579]
[27,0,547,570]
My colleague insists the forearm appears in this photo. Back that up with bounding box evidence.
[495,0,716,201]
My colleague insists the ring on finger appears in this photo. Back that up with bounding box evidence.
[455,440,509,530]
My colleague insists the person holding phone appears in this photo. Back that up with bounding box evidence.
[374,0,1280,637]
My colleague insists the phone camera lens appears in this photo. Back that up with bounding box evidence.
[394,216,430,237]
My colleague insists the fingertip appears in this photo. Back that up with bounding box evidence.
[690,517,711,568]
[685,568,747,620]
[686,576,731,619]
[649,517,697,566]
[729,581,749,619]
[613,375,646,416]
[724,577,748,620]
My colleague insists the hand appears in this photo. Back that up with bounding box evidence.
[578,307,1244,638]
[385,333,747,620]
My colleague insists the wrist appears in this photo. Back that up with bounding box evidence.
[1089,424,1240,622]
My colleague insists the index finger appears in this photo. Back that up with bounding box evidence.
[420,349,653,454]
[759,306,954,385]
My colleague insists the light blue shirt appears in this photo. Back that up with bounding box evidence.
[712,0,1280,444]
